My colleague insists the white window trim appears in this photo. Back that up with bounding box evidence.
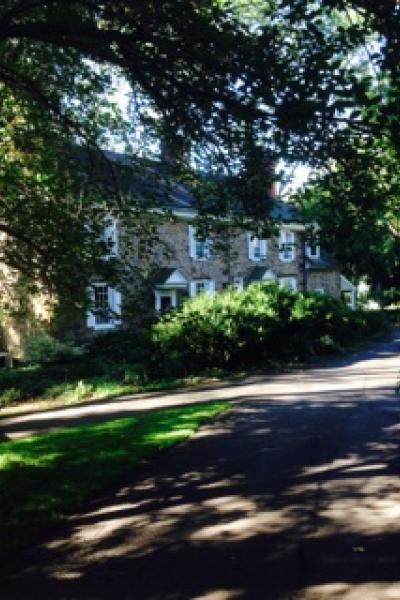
[188,225,211,261]
[279,230,295,262]
[155,289,178,311]
[87,283,122,330]
[189,279,215,297]
[306,243,320,259]
[101,218,118,258]
[313,288,325,294]
[248,234,267,262]
[279,276,297,291]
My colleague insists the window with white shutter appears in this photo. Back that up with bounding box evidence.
[306,242,320,259]
[278,277,297,291]
[189,279,215,297]
[188,225,211,260]
[279,230,295,262]
[101,218,118,257]
[87,283,121,330]
[248,234,267,261]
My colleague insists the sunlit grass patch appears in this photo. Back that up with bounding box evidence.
[41,377,134,404]
[0,402,228,553]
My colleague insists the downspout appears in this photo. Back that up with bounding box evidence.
[302,234,307,293]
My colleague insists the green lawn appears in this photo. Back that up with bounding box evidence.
[0,401,228,554]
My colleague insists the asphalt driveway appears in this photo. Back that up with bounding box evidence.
[1,331,400,599]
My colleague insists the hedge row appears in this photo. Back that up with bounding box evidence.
[151,283,389,374]
[0,283,389,404]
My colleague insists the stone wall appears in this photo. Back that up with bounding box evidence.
[128,219,306,291]
[307,270,342,299]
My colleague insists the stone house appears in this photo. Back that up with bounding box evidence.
[87,188,356,332]
[0,159,356,355]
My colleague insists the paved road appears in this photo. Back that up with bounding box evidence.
[1,332,400,599]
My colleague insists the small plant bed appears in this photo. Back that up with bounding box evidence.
[0,401,228,555]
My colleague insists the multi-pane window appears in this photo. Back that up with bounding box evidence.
[279,230,295,262]
[189,226,211,260]
[248,235,267,261]
[279,277,297,291]
[87,283,121,330]
[189,279,215,297]
[94,284,111,325]
[306,242,320,259]
[101,218,118,257]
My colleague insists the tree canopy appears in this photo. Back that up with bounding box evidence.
[0,0,399,300]
[297,135,400,299]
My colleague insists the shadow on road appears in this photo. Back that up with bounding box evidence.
[1,365,400,600]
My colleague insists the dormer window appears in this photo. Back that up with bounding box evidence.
[189,225,211,260]
[248,235,267,261]
[306,242,320,259]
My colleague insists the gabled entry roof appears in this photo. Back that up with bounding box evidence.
[152,268,188,289]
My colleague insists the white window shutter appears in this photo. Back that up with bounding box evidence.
[86,286,96,328]
[207,280,215,294]
[113,289,122,321]
[155,291,160,311]
[189,280,197,296]
[87,311,96,328]
[279,230,285,260]
[188,225,196,259]
[288,232,295,260]
[248,233,254,260]
[260,239,267,258]
[103,219,118,257]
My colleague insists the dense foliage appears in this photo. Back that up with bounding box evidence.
[152,283,388,373]
[0,328,153,405]
[1,1,400,300]
[0,284,389,407]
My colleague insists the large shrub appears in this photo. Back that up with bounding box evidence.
[0,328,152,404]
[25,332,83,365]
[152,283,299,373]
[152,283,389,374]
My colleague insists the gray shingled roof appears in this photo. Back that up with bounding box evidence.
[151,268,178,286]
[102,150,302,219]
[306,248,338,271]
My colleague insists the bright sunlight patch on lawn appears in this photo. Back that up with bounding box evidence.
[0,402,228,554]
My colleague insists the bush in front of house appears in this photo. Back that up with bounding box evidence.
[152,283,389,374]
[0,285,390,408]
[290,292,355,356]
[0,328,153,406]
[24,331,84,365]
[152,283,299,374]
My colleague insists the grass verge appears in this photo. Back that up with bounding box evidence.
[0,370,245,418]
[0,401,229,555]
